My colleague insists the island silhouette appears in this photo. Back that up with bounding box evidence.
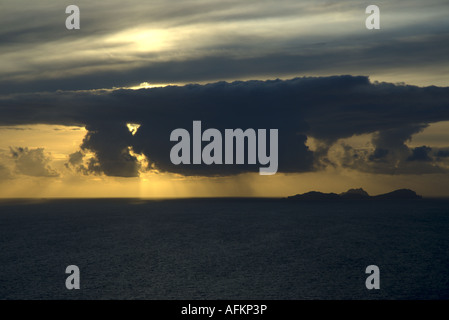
[286,188,422,201]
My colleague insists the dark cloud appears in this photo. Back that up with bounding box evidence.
[80,123,141,177]
[337,143,442,175]
[66,153,103,176]
[363,124,429,168]
[65,150,85,173]
[10,147,59,177]
[67,151,83,166]
[369,148,389,161]
[407,146,432,162]
[1,76,449,177]
[436,149,449,158]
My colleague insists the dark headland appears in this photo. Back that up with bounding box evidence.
[286,188,422,201]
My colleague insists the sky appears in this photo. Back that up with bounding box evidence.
[0,0,449,198]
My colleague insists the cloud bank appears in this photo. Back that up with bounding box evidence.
[1,0,448,94]
[1,76,449,177]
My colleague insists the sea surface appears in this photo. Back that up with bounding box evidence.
[0,198,448,300]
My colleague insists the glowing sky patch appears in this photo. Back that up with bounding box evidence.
[126,123,141,136]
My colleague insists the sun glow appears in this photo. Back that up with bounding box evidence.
[104,28,171,53]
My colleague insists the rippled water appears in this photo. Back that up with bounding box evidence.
[1,198,448,299]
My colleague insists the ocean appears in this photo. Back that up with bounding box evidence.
[0,198,448,300]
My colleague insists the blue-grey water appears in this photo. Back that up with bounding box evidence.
[0,198,448,300]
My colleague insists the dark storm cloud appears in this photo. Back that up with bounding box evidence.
[407,146,432,162]
[436,149,449,158]
[1,76,449,177]
[365,125,429,165]
[80,123,141,177]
